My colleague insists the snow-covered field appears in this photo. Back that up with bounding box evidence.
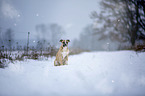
[0,51,145,96]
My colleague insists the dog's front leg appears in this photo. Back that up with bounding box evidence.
[63,56,68,65]
[64,60,68,65]
[54,59,59,66]
[59,58,63,66]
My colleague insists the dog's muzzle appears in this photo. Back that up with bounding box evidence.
[63,44,67,47]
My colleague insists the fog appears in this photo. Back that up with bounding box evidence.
[0,0,100,44]
[0,0,145,51]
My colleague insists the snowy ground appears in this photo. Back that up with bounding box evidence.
[0,51,145,96]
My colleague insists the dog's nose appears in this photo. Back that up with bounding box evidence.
[63,44,67,47]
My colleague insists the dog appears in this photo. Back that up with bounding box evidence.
[54,39,70,66]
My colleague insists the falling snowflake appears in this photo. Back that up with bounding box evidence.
[14,23,17,26]
[112,80,115,83]
[127,25,129,28]
[36,13,39,16]
[130,62,133,64]
[17,14,20,17]
[117,19,120,22]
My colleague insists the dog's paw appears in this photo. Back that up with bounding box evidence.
[54,60,59,66]
[63,63,68,65]
[63,61,68,65]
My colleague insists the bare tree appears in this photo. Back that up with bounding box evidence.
[90,0,145,46]
[49,24,65,46]
[35,23,65,49]
[129,0,145,44]
[4,28,14,49]
[36,24,47,50]
[0,27,2,47]
[72,24,103,51]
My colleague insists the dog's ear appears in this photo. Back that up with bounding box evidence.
[66,39,70,42]
[60,39,63,42]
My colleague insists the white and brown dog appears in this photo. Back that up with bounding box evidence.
[54,39,70,66]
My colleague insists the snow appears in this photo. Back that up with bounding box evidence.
[0,51,145,96]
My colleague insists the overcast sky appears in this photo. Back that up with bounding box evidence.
[0,0,101,41]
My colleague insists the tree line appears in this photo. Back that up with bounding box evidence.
[0,23,65,68]
[72,0,145,51]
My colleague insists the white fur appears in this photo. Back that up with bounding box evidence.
[62,47,69,59]
[65,60,68,65]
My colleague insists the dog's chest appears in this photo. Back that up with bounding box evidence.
[61,47,69,59]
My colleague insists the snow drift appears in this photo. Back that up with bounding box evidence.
[0,51,145,96]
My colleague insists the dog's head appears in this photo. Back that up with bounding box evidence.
[60,39,70,47]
